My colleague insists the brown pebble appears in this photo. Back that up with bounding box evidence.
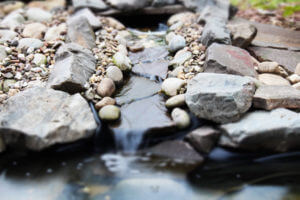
[95,97,116,110]
[96,78,115,97]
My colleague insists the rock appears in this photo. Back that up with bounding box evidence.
[44,23,67,41]
[67,16,96,49]
[1,1,24,14]
[106,66,123,85]
[0,87,96,150]
[169,66,184,78]
[3,79,16,92]
[72,8,101,29]
[169,21,183,31]
[26,8,52,22]
[167,12,195,26]
[165,32,176,43]
[258,73,290,86]
[99,105,120,121]
[227,23,257,48]
[106,0,150,11]
[165,94,185,108]
[95,97,116,110]
[253,85,300,110]
[295,63,300,75]
[0,30,17,42]
[161,78,185,96]
[115,75,160,105]
[0,12,25,30]
[28,0,66,11]
[287,74,300,84]
[113,52,132,71]
[186,73,255,124]
[72,0,108,11]
[133,59,169,79]
[201,21,231,46]
[0,45,7,60]
[171,108,190,129]
[117,44,128,56]
[0,136,5,153]
[97,78,115,97]
[127,42,144,52]
[168,34,186,52]
[22,23,47,39]
[152,0,176,7]
[129,46,169,65]
[249,46,300,74]
[185,126,220,154]
[293,82,300,90]
[47,43,96,94]
[204,43,257,78]
[169,49,192,67]
[257,61,288,77]
[105,17,125,30]
[17,38,44,50]
[33,53,47,66]
[219,108,300,152]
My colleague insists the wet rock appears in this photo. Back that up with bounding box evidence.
[33,53,47,66]
[95,97,116,110]
[26,8,52,22]
[47,43,96,94]
[113,52,132,71]
[169,49,192,67]
[133,59,169,79]
[186,73,255,124]
[185,126,220,154]
[143,140,204,164]
[219,108,300,152]
[257,61,288,77]
[17,38,44,50]
[106,65,123,85]
[72,8,101,29]
[99,105,120,121]
[67,16,95,49]
[258,73,290,86]
[165,94,185,108]
[115,76,160,105]
[0,87,96,150]
[97,78,116,97]
[44,23,67,42]
[249,46,300,74]
[0,12,25,30]
[161,78,185,96]
[253,85,300,110]
[205,43,257,78]
[171,108,190,129]
[22,23,47,39]
[227,23,257,48]
[72,0,108,11]
[106,0,150,11]
[0,45,7,60]
[168,34,186,52]
[129,46,169,65]
[0,30,17,42]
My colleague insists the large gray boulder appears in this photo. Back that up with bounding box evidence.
[0,87,97,151]
[219,108,300,152]
[185,73,256,123]
[205,43,258,78]
[47,43,96,94]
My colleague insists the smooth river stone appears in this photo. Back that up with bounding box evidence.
[115,75,161,105]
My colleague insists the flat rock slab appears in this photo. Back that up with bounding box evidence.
[205,43,258,78]
[72,0,109,11]
[219,108,300,152]
[0,87,97,150]
[186,73,255,124]
[253,85,300,110]
[249,46,300,74]
[115,75,161,105]
[132,59,169,79]
[129,46,169,65]
[47,43,96,94]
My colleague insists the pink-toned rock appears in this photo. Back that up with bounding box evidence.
[258,73,290,86]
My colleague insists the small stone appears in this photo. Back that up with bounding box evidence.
[257,61,288,77]
[72,8,102,29]
[161,78,185,96]
[287,74,300,84]
[97,78,115,97]
[3,79,16,92]
[0,12,25,30]
[227,23,257,48]
[18,38,44,50]
[169,49,192,67]
[99,105,120,121]
[106,66,123,85]
[117,44,128,56]
[128,42,144,52]
[167,12,195,26]
[26,8,52,22]
[258,73,291,86]
[169,66,184,78]
[105,17,125,30]
[169,21,183,31]
[0,30,18,42]
[33,53,47,66]
[165,94,185,108]
[0,46,7,60]
[22,23,47,39]
[44,23,67,42]
[165,32,176,44]
[295,63,300,75]
[171,108,190,129]
[168,34,186,53]
[113,52,132,71]
[95,97,116,110]
[293,82,300,90]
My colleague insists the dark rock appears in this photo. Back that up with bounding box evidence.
[205,43,258,77]
[253,85,300,110]
[67,16,96,49]
[0,87,96,150]
[201,21,231,46]
[227,23,257,48]
[133,59,169,79]
[47,43,96,94]
[219,108,300,152]
[129,46,169,65]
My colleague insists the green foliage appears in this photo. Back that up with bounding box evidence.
[231,0,300,16]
